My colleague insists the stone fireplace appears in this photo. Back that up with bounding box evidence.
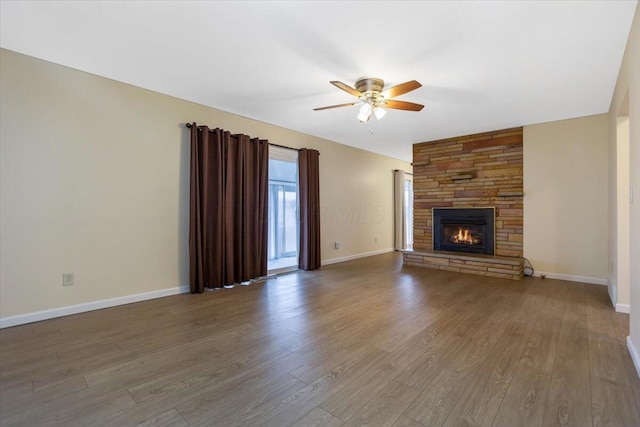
[403,127,524,279]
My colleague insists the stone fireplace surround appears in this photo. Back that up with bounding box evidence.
[403,127,524,279]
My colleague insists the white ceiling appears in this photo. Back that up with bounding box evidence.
[0,1,636,162]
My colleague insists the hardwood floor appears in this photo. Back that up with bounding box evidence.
[1,252,639,426]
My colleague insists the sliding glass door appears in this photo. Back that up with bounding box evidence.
[268,147,299,271]
[269,183,297,258]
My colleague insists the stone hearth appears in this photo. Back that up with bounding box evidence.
[404,250,524,280]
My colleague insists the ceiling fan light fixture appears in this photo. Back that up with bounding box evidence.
[357,102,373,122]
[373,107,387,120]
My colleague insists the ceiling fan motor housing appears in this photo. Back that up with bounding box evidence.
[355,78,385,98]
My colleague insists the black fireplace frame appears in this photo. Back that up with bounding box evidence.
[433,207,495,255]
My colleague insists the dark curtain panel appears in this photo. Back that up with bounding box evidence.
[298,148,321,270]
[189,124,268,293]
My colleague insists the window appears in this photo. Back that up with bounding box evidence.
[404,175,413,249]
[394,170,413,250]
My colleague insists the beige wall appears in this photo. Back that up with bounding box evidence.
[523,114,608,281]
[609,6,640,371]
[0,49,410,320]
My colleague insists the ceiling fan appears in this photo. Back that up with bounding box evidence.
[314,78,424,122]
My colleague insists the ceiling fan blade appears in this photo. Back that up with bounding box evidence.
[379,80,422,99]
[330,81,364,98]
[383,100,424,111]
[313,102,360,111]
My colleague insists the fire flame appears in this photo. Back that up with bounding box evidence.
[451,227,478,245]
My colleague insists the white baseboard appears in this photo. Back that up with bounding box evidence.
[616,304,631,314]
[533,271,607,286]
[627,336,640,378]
[0,285,190,329]
[323,247,395,266]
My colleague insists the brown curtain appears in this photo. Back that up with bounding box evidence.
[189,123,268,292]
[298,148,321,270]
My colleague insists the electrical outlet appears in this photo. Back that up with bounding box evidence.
[334,242,340,250]
[374,237,378,243]
[63,273,74,287]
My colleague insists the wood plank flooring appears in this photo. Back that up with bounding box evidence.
[1,252,639,426]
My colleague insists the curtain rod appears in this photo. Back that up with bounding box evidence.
[268,142,301,152]
[186,123,302,152]
[394,169,413,175]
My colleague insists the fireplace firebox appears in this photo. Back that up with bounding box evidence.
[433,208,495,255]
